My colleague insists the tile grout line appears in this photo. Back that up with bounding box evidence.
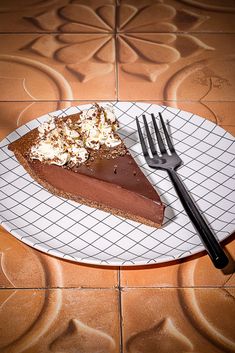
[2,99,235,102]
[116,25,120,239]
[118,266,124,353]
[0,285,234,291]
[1,31,235,35]
[115,35,119,102]
[115,0,119,101]
[0,286,122,290]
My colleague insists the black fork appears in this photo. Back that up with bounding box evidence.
[136,112,229,269]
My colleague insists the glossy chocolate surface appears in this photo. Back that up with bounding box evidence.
[29,158,164,225]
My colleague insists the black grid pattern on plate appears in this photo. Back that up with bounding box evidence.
[0,102,234,266]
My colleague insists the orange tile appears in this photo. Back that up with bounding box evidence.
[179,236,235,287]
[166,100,235,136]
[0,33,116,101]
[0,101,71,140]
[0,0,115,33]
[120,235,235,288]
[118,33,235,101]
[167,0,235,33]
[0,227,118,289]
[118,0,235,33]
[120,261,180,288]
[0,288,120,352]
[122,288,235,353]
[58,259,118,289]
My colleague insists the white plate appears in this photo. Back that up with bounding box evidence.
[0,102,234,266]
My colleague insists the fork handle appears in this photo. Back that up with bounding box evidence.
[168,169,229,269]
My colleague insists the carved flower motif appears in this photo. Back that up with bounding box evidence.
[28,1,208,33]
[26,33,115,83]
[126,318,194,353]
[118,32,213,81]
[118,1,209,32]
[50,319,116,353]
[27,1,115,33]
[25,0,213,82]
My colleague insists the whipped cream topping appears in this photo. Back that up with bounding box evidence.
[30,104,121,167]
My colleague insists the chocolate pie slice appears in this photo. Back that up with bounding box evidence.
[8,104,164,227]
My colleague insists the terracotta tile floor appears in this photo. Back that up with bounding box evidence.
[0,1,235,352]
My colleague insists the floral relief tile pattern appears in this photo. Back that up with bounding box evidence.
[122,288,235,353]
[0,288,120,353]
[117,0,208,33]
[117,33,235,102]
[1,0,235,33]
[0,33,117,101]
[0,0,116,33]
[0,1,235,352]
[0,2,235,103]
[1,32,234,104]
[118,0,235,33]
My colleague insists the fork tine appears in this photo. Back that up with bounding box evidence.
[159,112,175,153]
[142,115,157,155]
[136,117,149,157]
[151,113,167,154]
